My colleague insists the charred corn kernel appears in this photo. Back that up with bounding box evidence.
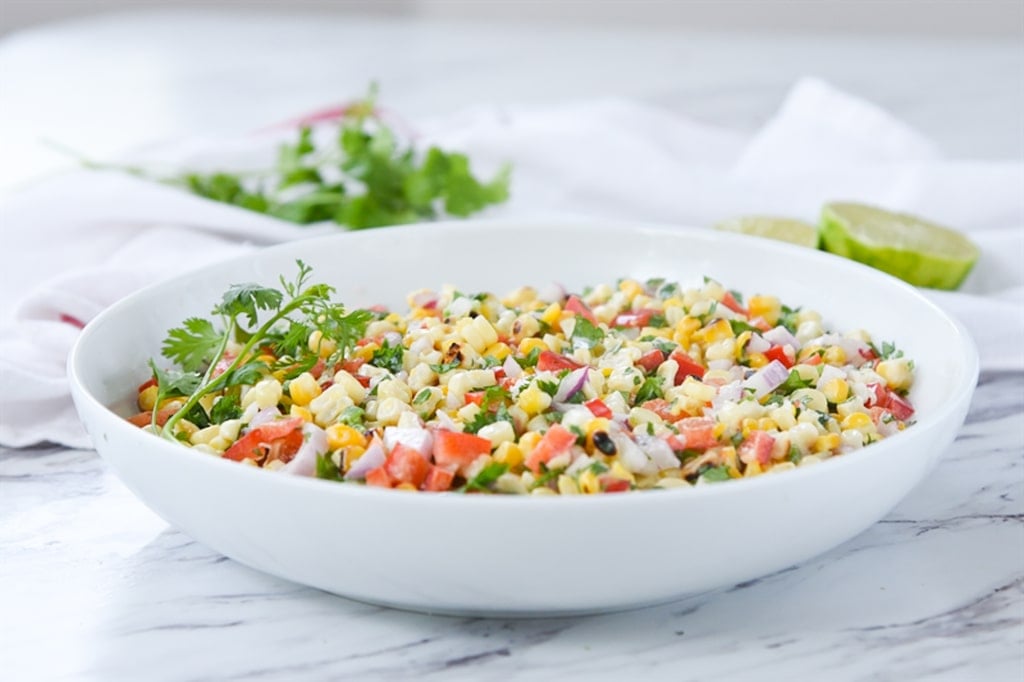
[618,279,643,299]
[289,405,313,423]
[747,352,769,368]
[307,330,337,358]
[748,295,781,325]
[483,342,512,361]
[241,378,283,411]
[326,424,367,451]
[540,302,562,328]
[518,431,542,455]
[557,475,580,495]
[821,378,850,404]
[493,442,524,469]
[713,422,727,439]
[876,358,913,391]
[823,345,847,366]
[578,469,601,494]
[812,433,841,453]
[517,383,552,416]
[288,372,322,406]
[842,412,873,430]
[395,482,418,492]
[744,460,763,477]
[696,318,734,344]
[609,461,635,484]
[518,337,547,356]
[138,384,158,411]
[342,446,366,470]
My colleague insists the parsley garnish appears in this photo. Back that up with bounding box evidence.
[461,462,509,492]
[635,376,664,403]
[371,339,405,374]
[570,315,604,349]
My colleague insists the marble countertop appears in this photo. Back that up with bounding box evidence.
[1,11,1022,681]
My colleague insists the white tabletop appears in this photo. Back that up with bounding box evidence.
[1,11,1022,681]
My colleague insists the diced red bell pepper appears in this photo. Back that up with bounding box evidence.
[867,383,915,421]
[675,416,718,450]
[137,377,157,393]
[433,430,493,471]
[584,398,612,419]
[537,350,583,372]
[599,476,631,493]
[464,391,485,406]
[612,308,659,328]
[365,466,395,488]
[641,399,675,421]
[738,431,775,465]
[721,292,747,316]
[385,443,431,487]
[421,465,456,492]
[565,295,597,324]
[670,350,706,382]
[636,349,666,373]
[223,417,305,462]
[525,423,577,474]
[764,345,794,369]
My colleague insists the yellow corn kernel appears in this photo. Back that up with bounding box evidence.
[876,358,913,392]
[288,372,322,407]
[748,295,781,326]
[493,442,524,469]
[744,459,763,477]
[578,469,601,494]
[540,302,562,327]
[354,344,376,362]
[342,446,366,471]
[326,424,367,451]
[663,296,684,308]
[138,384,158,411]
[307,330,338,358]
[483,342,512,361]
[821,378,850,404]
[395,482,418,492]
[812,433,842,453]
[618,279,643,300]
[713,422,727,439]
[174,420,199,439]
[289,405,313,423]
[719,446,738,470]
[734,331,752,359]
[518,431,542,455]
[518,337,547,356]
[502,286,538,307]
[696,318,734,344]
[823,345,847,366]
[757,417,776,432]
[557,475,580,495]
[517,383,552,416]
[609,461,636,484]
[841,412,873,430]
[740,418,758,439]
[747,352,768,369]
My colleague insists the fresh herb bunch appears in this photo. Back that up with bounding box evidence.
[152,260,372,441]
[82,85,510,229]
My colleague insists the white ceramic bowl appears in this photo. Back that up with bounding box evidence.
[68,221,978,616]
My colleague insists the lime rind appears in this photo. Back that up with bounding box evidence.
[715,216,820,249]
[820,202,979,290]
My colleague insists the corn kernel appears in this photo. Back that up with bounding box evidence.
[517,383,552,416]
[876,358,913,391]
[609,461,636,484]
[823,346,847,366]
[518,337,547,356]
[618,279,643,299]
[483,342,512,361]
[518,431,542,455]
[578,469,601,494]
[744,460,763,477]
[557,475,580,495]
[494,442,524,469]
[326,424,367,451]
[841,412,873,430]
[289,405,313,423]
[696,318,734,344]
[307,330,337,358]
[288,372,322,406]
[137,384,158,411]
[821,378,849,404]
[241,378,283,411]
[747,352,768,368]
[395,482,418,492]
[748,295,781,325]
[342,446,366,471]
[812,433,842,453]
[540,302,562,328]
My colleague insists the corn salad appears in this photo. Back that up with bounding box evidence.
[131,276,916,494]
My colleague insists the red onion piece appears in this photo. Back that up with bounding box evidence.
[634,433,679,470]
[554,367,589,403]
[502,355,523,381]
[747,333,771,353]
[742,360,790,399]
[763,326,799,350]
[610,431,657,475]
[282,424,328,477]
[344,437,386,480]
[383,427,434,459]
[410,290,437,308]
[248,406,281,428]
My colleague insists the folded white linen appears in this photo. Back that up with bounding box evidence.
[1,78,1020,448]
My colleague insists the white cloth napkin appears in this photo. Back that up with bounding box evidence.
[2,78,1021,448]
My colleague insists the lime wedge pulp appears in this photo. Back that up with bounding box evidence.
[715,216,820,249]
[820,202,979,290]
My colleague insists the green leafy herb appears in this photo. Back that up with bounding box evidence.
[412,388,432,405]
[209,393,242,424]
[776,370,813,395]
[337,406,366,428]
[779,305,801,334]
[517,346,542,368]
[635,376,663,403]
[787,446,803,463]
[537,379,560,397]
[430,360,461,374]
[728,319,761,336]
[315,453,344,481]
[699,465,731,482]
[161,318,222,373]
[879,341,904,360]
[532,463,564,488]
[371,339,405,373]
[570,316,604,349]
[462,462,509,492]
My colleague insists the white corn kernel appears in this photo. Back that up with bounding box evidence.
[477,420,516,448]
[240,378,282,411]
[376,397,411,426]
[376,378,412,404]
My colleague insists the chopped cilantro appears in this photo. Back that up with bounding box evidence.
[699,465,731,482]
[728,319,761,335]
[777,370,813,395]
[371,339,405,373]
[537,379,560,397]
[570,316,604,349]
[635,376,664,403]
[430,359,461,374]
[315,453,344,481]
[337,406,366,428]
[461,461,510,492]
[517,346,542,368]
[209,393,242,424]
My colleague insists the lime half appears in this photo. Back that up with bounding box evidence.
[820,202,979,290]
[715,216,820,248]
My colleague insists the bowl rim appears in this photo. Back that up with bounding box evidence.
[67,219,980,508]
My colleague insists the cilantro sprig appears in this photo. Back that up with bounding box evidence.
[153,261,371,441]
